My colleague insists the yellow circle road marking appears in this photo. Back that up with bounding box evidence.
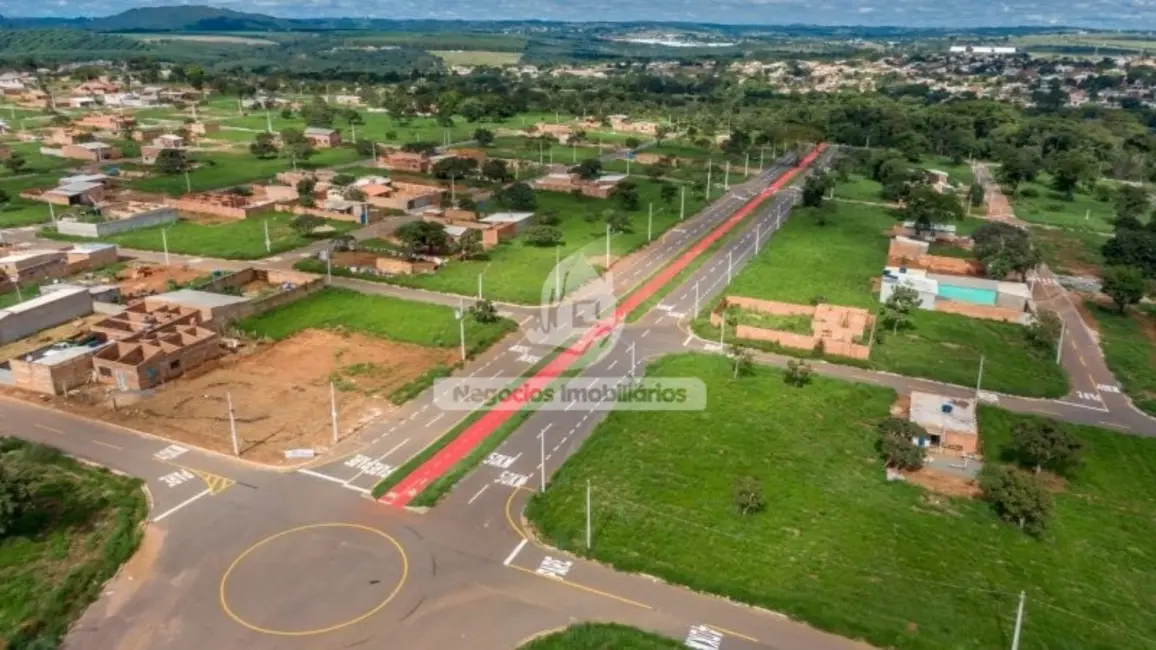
[219,523,408,636]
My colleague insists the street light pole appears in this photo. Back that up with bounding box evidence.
[585,479,592,549]
[605,222,611,271]
[976,354,985,396]
[330,381,339,445]
[647,203,653,242]
[539,424,547,491]
[727,249,733,284]
[679,185,686,221]
[755,222,761,255]
[226,391,239,456]
[263,220,271,253]
[694,279,700,315]
[1011,592,1026,650]
[554,245,561,300]
[724,161,730,190]
[162,228,170,266]
[1055,322,1066,364]
[706,159,712,199]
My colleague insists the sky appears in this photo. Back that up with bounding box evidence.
[1,0,1154,28]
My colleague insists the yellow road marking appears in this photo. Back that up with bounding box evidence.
[220,523,408,636]
[505,485,529,540]
[169,464,235,495]
[706,623,759,643]
[507,564,652,610]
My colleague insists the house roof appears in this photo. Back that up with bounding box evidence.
[152,289,248,310]
[444,225,468,238]
[0,249,64,264]
[305,127,336,136]
[360,183,390,197]
[0,286,87,317]
[480,211,535,225]
[55,181,102,195]
[75,142,111,151]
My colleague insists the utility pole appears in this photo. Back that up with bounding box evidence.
[184,168,192,194]
[458,307,466,362]
[760,146,765,170]
[647,203,653,242]
[755,222,761,255]
[330,381,339,445]
[325,244,332,285]
[265,110,272,133]
[694,279,700,315]
[1055,322,1066,364]
[744,152,749,177]
[227,392,239,456]
[1011,592,1026,650]
[706,159,712,199]
[554,245,561,300]
[585,479,592,549]
[605,222,611,271]
[724,161,730,190]
[727,249,733,284]
[679,185,686,220]
[263,220,271,253]
[628,340,636,375]
[161,228,170,266]
[976,354,985,396]
[48,202,56,226]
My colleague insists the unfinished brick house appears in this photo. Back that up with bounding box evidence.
[74,112,135,131]
[89,302,220,390]
[304,127,341,148]
[165,188,277,219]
[379,151,432,173]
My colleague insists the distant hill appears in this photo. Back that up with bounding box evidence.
[85,5,292,32]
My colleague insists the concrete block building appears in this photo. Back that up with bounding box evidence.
[0,287,94,344]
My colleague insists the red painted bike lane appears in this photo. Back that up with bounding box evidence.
[380,144,827,507]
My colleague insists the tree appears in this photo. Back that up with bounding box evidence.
[1025,310,1063,350]
[473,128,494,147]
[291,214,325,236]
[432,156,478,180]
[1114,184,1150,221]
[876,418,926,470]
[0,188,10,207]
[396,221,450,256]
[498,182,536,211]
[979,464,1053,537]
[299,194,316,208]
[249,132,278,159]
[331,173,355,186]
[733,477,765,515]
[967,182,985,207]
[296,177,317,197]
[1048,149,1097,199]
[0,461,31,537]
[280,128,314,162]
[154,149,188,175]
[3,153,26,175]
[605,210,633,234]
[456,229,485,260]
[1009,420,1083,476]
[482,159,510,183]
[659,182,678,205]
[972,222,1040,280]
[524,225,563,247]
[801,172,832,208]
[611,179,641,211]
[784,360,813,387]
[470,299,499,324]
[728,343,754,378]
[1101,265,1146,313]
[572,157,602,181]
[457,195,478,212]
[902,183,965,235]
[354,139,375,157]
[879,285,920,333]
[655,124,672,143]
[300,96,336,128]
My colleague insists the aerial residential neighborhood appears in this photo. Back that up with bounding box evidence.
[0,4,1153,650]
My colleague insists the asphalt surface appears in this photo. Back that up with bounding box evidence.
[5,147,1154,650]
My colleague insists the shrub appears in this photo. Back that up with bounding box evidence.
[876,418,927,470]
[733,477,765,515]
[979,464,1053,537]
[1019,186,1040,198]
[784,360,813,387]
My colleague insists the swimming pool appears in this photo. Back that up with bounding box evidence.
[938,283,997,306]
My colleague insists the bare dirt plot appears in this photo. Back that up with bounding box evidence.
[49,329,458,465]
[114,263,208,300]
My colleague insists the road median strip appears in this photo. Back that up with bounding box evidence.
[377,144,828,509]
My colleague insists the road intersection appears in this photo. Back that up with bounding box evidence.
[4,146,1154,650]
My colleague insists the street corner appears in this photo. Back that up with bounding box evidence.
[150,442,238,523]
[218,522,410,637]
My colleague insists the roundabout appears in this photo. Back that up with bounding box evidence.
[219,523,409,636]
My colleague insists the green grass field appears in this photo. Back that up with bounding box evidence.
[693,199,1067,397]
[237,287,515,355]
[42,213,354,260]
[0,142,79,177]
[1031,226,1107,276]
[519,624,682,649]
[1088,302,1156,415]
[125,147,363,195]
[1007,175,1116,232]
[487,136,604,164]
[0,438,146,649]
[527,353,1156,650]
[332,180,706,304]
[920,155,975,186]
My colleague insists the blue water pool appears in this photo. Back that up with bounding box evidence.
[938,283,997,306]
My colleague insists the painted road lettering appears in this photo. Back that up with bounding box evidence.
[344,454,393,478]
[484,452,518,470]
[159,468,196,488]
[685,625,724,650]
[495,470,530,488]
[154,444,189,461]
[1098,384,1120,394]
[518,353,542,364]
[1076,391,1101,402]
[535,556,573,579]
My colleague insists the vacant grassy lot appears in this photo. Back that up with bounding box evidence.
[520,623,682,649]
[1007,175,1115,232]
[43,213,354,260]
[0,438,146,649]
[1087,301,1156,415]
[527,354,1156,650]
[487,136,603,164]
[126,147,363,195]
[696,199,1067,397]
[238,286,515,355]
[0,142,78,177]
[343,179,707,304]
[920,155,974,186]
[1032,226,1107,277]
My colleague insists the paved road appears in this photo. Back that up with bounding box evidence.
[6,146,1153,650]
